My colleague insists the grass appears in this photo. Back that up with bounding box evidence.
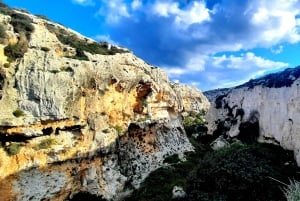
[284,180,300,201]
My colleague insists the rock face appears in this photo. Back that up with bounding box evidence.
[0,6,209,201]
[205,66,300,164]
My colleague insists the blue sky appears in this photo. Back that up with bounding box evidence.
[4,0,300,91]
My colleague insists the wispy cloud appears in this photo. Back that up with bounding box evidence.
[72,0,94,6]
[97,0,131,23]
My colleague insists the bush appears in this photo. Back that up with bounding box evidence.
[0,24,6,39]
[284,180,300,201]
[126,166,189,201]
[126,143,300,201]
[66,192,107,201]
[183,112,207,137]
[126,143,211,201]
[3,63,9,68]
[35,14,49,21]
[10,13,34,40]
[185,143,300,201]
[5,143,22,155]
[163,154,180,164]
[13,109,24,117]
[114,126,123,135]
[48,26,129,56]
[38,138,56,150]
[4,40,28,62]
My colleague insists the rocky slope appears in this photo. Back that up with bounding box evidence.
[205,66,300,164]
[0,5,209,201]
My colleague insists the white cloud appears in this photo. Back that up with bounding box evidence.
[152,1,211,29]
[186,56,206,71]
[98,0,130,23]
[249,0,300,46]
[131,0,142,10]
[211,52,289,69]
[95,0,300,91]
[164,67,188,77]
[94,34,117,45]
[72,0,94,6]
[271,45,284,54]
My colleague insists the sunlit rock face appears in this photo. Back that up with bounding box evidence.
[0,8,209,201]
[205,67,300,164]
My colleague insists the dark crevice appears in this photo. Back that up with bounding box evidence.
[0,133,34,145]
[55,125,83,134]
[42,127,53,135]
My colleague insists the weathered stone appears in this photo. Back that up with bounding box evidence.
[0,9,209,201]
[205,67,300,164]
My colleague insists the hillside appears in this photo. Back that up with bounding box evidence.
[0,3,210,201]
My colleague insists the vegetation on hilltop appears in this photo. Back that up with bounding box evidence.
[0,1,34,61]
[45,23,129,60]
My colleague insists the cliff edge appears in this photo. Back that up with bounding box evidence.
[0,4,209,201]
[205,66,300,164]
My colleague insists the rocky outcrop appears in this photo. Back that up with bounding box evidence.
[0,6,209,201]
[205,66,300,164]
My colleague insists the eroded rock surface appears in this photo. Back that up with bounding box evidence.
[0,8,209,201]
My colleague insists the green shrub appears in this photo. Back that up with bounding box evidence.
[47,26,129,56]
[185,143,299,201]
[35,14,49,21]
[114,126,123,135]
[5,143,22,155]
[38,138,56,150]
[126,144,211,201]
[163,154,180,164]
[284,180,300,201]
[0,24,6,39]
[3,63,9,68]
[10,13,34,40]
[183,112,208,138]
[0,2,12,15]
[4,41,28,62]
[126,166,188,201]
[13,109,24,117]
[126,143,300,201]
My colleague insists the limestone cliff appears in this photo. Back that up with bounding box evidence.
[205,66,300,164]
[0,5,209,201]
